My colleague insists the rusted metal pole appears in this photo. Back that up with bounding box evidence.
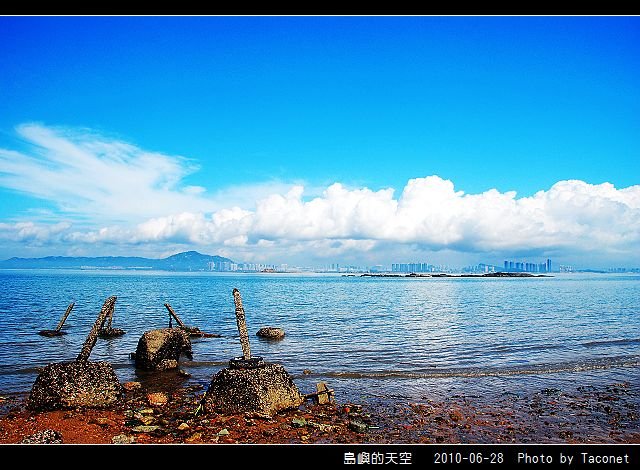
[164,303,187,329]
[232,288,251,360]
[106,305,114,330]
[76,296,117,363]
[54,302,75,332]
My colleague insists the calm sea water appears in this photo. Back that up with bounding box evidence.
[0,270,638,401]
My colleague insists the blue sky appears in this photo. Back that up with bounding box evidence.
[0,16,639,267]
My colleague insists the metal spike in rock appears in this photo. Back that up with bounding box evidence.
[230,288,264,369]
[233,288,251,360]
[164,303,187,329]
[38,302,75,337]
[77,296,117,362]
[163,303,220,338]
[28,296,121,411]
[54,302,75,332]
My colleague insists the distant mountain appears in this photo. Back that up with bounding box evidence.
[0,251,235,272]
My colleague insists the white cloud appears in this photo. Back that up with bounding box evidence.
[1,124,639,264]
[9,176,636,263]
[0,124,295,222]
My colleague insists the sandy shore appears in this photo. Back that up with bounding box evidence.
[0,376,638,444]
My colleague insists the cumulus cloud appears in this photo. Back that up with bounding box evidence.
[10,176,637,262]
[1,124,639,263]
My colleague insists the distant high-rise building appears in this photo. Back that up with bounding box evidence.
[546,258,552,273]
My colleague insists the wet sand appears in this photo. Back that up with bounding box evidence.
[0,377,638,444]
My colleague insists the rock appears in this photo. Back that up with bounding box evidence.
[291,418,307,427]
[256,327,285,340]
[179,369,191,378]
[303,369,312,375]
[98,327,126,338]
[21,429,63,444]
[131,425,160,433]
[140,416,155,425]
[217,428,230,436]
[27,361,121,411]
[139,408,154,415]
[177,422,190,431]
[349,419,368,433]
[185,432,202,443]
[134,328,193,371]
[147,392,168,406]
[123,381,142,392]
[449,409,463,422]
[309,421,333,432]
[203,363,303,417]
[112,434,136,444]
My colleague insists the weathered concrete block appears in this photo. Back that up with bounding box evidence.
[134,328,192,371]
[27,361,121,411]
[203,363,303,416]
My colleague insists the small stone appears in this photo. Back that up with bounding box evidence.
[303,369,312,375]
[348,419,368,433]
[147,392,168,406]
[177,422,190,431]
[179,369,191,378]
[21,429,63,444]
[131,425,160,433]
[309,421,333,432]
[111,434,136,444]
[123,382,142,392]
[139,408,155,415]
[291,418,307,428]
[185,432,202,443]
[449,410,463,422]
[256,327,285,340]
[140,416,155,425]
[217,428,230,436]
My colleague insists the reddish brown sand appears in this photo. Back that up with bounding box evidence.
[0,380,638,444]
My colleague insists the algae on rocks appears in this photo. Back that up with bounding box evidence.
[28,296,122,411]
[203,362,303,416]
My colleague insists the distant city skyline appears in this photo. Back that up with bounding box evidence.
[1,17,639,267]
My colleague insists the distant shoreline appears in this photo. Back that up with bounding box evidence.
[355,272,552,278]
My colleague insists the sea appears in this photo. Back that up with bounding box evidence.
[0,270,638,403]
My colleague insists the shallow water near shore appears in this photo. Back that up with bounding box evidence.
[0,270,638,405]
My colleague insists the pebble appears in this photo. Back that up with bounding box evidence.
[122,381,142,392]
[217,428,230,436]
[140,416,155,425]
[147,392,169,406]
[185,432,202,443]
[291,418,307,428]
[348,419,368,433]
[309,421,333,432]
[112,434,136,444]
[131,425,160,433]
[178,422,190,431]
[20,429,63,444]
